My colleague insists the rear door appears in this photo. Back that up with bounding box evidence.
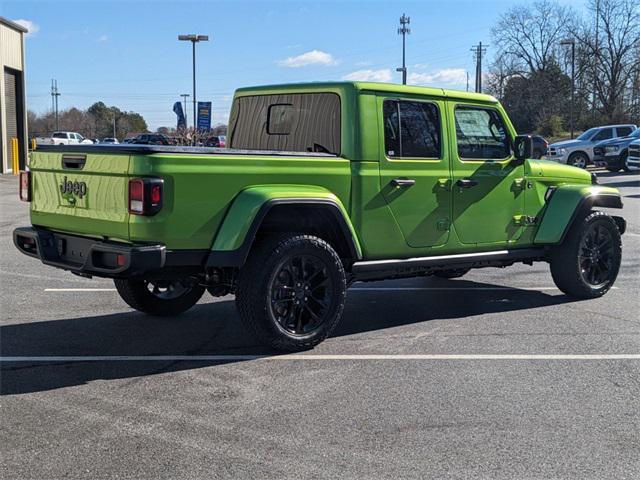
[449,103,525,245]
[377,94,451,248]
[30,150,131,241]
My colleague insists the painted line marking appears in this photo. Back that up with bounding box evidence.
[44,286,618,293]
[45,288,117,292]
[2,354,639,362]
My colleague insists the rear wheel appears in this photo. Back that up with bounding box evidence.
[114,278,205,316]
[550,211,621,299]
[236,234,347,351]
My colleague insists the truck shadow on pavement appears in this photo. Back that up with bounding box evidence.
[1,280,577,395]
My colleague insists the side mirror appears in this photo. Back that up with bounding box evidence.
[512,135,532,165]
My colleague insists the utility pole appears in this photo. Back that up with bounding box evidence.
[51,79,60,131]
[112,108,117,139]
[466,71,469,92]
[180,93,190,128]
[471,42,488,93]
[561,39,576,139]
[593,0,600,120]
[396,14,411,85]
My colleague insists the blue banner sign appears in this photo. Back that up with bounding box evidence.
[197,102,212,132]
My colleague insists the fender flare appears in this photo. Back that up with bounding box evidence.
[206,186,362,268]
[534,185,623,245]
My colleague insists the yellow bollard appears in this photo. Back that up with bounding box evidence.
[11,138,19,174]
[31,138,37,151]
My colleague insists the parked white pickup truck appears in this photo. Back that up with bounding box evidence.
[36,131,94,145]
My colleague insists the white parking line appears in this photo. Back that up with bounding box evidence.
[44,288,117,292]
[44,286,588,293]
[1,354,639,362]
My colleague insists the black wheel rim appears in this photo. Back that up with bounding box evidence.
[578,224,615,288]
[144,280,189,300]
[268,254,334,335]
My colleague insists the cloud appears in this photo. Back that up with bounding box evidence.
[12,19,39,37]
[408,68,467,87]
[342,69,393,82]
[278,50,338,68]
[97,35,109,42]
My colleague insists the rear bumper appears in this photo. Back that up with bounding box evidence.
[13,227,168,278]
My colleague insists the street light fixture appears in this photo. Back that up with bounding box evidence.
[561,38,576,139]
[178,34,209,139]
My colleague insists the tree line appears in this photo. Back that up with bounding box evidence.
[28,102,148,140]
[487,0,639,136]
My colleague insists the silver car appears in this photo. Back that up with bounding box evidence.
[547,124,637,168]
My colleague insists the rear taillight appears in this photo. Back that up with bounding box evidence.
[19,171,31,202]
[128,178,163,215]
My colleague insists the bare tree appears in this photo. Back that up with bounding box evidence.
[572,0,640,122]
[492,0,572,74]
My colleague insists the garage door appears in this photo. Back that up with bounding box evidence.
[4,69,18,173]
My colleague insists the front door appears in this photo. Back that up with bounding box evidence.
[377,95,451,248]
[449,103,525,245]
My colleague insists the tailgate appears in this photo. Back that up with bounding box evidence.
[29,150,131,241]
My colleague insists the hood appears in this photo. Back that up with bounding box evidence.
[594,137,630,148]
[549,139,583,148]
[531,159,592,183]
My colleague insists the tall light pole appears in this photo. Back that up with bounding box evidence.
[561,39,576,139]
[178,34,209,138]
[180,93,190,127]
[396,14,410,85]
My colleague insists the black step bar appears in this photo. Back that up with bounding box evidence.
[352,248,547,281]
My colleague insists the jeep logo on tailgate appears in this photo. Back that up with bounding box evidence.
[59,176,87,198]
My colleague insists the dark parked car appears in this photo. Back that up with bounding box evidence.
[593,127,640,172]
[528,135,548,159]
[130,134,170,145]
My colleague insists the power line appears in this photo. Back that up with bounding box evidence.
[471,42,488,93]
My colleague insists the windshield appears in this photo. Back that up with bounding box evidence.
[577,128,598,140]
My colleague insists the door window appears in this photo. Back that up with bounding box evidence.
[383,100,441,158]
[592,128,613,141]
[616,126,634,137]
[454,107,510,160]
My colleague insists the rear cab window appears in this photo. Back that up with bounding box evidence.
[383,100,441,159]
[228,93,341,154]
[616,126,634,137]
[454,106,511,160]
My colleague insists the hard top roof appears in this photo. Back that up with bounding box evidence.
[234,81,498,103]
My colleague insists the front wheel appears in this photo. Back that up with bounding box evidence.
[114,278,205,316]
[549,211,621,299]
[568,152,589,169]
[236,234,347,351]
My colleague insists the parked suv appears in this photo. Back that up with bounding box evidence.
[627,139,640,170]
[593,127,640,172]
[547,124,637,168]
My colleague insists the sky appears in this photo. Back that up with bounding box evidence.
[2,0,588,131]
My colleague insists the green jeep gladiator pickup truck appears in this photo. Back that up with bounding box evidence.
[14,82,626,351]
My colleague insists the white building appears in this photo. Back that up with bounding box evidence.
[0,17,27,174]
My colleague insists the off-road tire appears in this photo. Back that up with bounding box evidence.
[236,234,347,351]
[433,268,470,279]
[549,211,621,299]
[114,278,205,316]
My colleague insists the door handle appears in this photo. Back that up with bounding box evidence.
[391,178,416,188]
[456,179,479,189]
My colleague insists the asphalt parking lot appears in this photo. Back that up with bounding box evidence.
[1,170,639,480]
